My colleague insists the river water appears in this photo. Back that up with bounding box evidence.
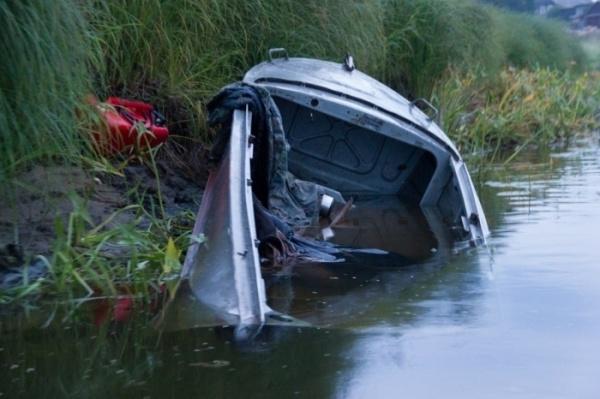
[1,137,600,398]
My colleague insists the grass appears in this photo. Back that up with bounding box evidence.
[0,0,590,183]
[0,1,99,184]
[434,68,600,159]
[91,0,387,141]
[1,149,199,304]
[93,0,587,126]
[0,0,598,303]
[44,199,192,302]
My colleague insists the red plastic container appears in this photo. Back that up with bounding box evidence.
[94,96,169,153]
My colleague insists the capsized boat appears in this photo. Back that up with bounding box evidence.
[179,50,489,339]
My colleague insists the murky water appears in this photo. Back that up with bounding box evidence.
[2,137,600,398]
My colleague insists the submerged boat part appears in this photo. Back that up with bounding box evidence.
[179,51,489,339]
[244,53,489,242]
[181,108,270,340]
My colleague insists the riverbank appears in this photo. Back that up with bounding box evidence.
[1,0,599,303]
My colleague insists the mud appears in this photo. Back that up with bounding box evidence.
[0,155,206,268]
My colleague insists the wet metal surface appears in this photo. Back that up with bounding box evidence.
[2,138,600,398]
[246,56,489,241]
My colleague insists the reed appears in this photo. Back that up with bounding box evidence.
[435,68,599,158]
[0,1,100,183]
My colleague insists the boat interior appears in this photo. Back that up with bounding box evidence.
[175,53,488,338]
[273,96,467,238]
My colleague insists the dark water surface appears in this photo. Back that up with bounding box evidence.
[2,137,600,398]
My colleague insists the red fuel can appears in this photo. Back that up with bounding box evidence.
[94,96,169,153]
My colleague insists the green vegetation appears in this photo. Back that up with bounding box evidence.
[0,1,99,183]
[1,154,198,304]
[0,0,592,181]
[436,68,599,159]
[382,0,586,96]
[92,0,588,126]
[38,200,191,303]
[1,0,598,303]
[92,0,387,141]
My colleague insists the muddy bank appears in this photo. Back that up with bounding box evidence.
[0,152,207,269]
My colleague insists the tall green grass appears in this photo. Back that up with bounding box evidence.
[382,0,586,97]
[581,32,600,70]
[383,0,502,96]
[92,0,387,139]
[0,0,589,183]
[1,0,596,303]
[435,68,599,158]
[0,1,99,183]
[93,0,586,125]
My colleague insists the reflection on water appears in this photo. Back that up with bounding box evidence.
[2,137,600,398]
